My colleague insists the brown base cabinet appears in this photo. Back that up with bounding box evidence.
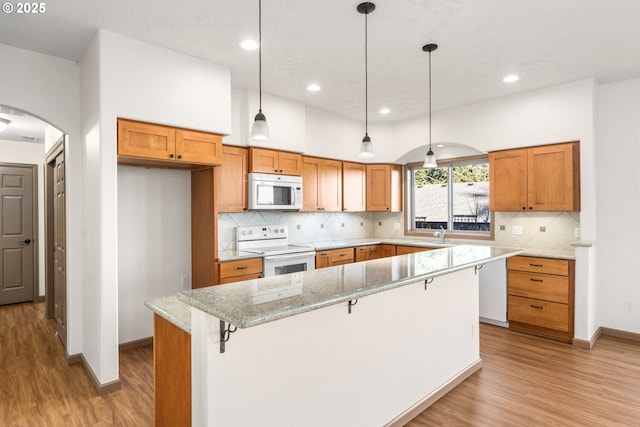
[396,245,433,256]
[507,255,574,342]
[153,314,191,427]
[217,258,263,284]
[316,248,355,268]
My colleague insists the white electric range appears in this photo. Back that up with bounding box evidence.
[236,225,316,277]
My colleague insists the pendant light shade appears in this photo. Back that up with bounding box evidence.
[250,0,270,142]
[360,134,374,158]
[422,43,438,168]
[357,2,375,159]
[250,111,269,141]
[0,118,10,132]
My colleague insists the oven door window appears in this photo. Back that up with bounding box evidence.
[274,262,308,276]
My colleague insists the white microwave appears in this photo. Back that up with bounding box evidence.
[248,173,302,210]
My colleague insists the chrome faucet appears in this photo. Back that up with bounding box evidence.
[435,226,446,244]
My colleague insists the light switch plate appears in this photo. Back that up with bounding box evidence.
[511,225,523,235]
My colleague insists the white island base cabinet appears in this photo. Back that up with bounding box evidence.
[191,268,481,427]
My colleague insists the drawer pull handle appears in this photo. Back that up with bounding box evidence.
[530,263,544,267]
[530,304,544,309]
[236,266,248,270]
[530,278,544,282]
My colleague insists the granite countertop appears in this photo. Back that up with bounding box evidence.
[145,295,192,334]
[179,244,521,329]
[219,238,574,262]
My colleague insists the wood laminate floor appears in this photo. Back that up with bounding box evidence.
[1,302,639,426]
[0,302,153,427]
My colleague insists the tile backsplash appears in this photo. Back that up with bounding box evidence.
[218,211,579,251]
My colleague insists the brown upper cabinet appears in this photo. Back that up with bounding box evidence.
[366,164,403,212]
[302,156,342,212]
[489,142,580,212]
[342,162,366,212]
[218,145,249,213]
[117,118,223,167]
[249,147,302,176]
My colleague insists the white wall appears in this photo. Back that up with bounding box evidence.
[117,166,191,343]
[595,76,640,334]
[0,140,46,296]
[0,43,83,357]
[78,30,232,384]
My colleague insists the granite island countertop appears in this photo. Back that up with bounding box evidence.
[179,244,521,329]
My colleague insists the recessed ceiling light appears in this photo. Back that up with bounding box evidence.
[306,84,321,92]
[436,144,445,148]
[240,39,259,50]
[379,108,391,114]
[503,74,520,83]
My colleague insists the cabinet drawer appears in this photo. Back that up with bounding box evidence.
[507,256,569,276]
[219,258,263,279]
[508,295,569,332]
[508,270,569,304]
[329,248,354,265]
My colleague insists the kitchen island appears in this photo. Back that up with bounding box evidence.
[148,245,520,427]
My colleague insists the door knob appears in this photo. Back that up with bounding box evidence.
[22,239,31,244]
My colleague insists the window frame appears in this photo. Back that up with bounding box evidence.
[404,155,494,241]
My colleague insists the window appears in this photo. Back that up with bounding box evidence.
[406,156,492,239]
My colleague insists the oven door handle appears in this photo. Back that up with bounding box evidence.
[263,252,316,262]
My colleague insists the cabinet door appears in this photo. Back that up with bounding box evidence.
[175,129,222,166]
[316,252,330,269]
[489,149,528,211]
[321,159,343,212]
[355,247,368,262]
[378,244,397,258]
[302,157,322,211]
[218,146,248,212]
[366,164,402,212]
[250,148,280,173]
[342,162,366,211]
[367,245,380,260]
[528,143,579,211]
[396,245,432,255]
[278,152,303,176]
[117,119,176,161]
[366,165,391,211]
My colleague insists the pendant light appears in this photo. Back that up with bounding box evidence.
[423,43,438,168]
[250,0,269,142]
[0,118,10,132]
[357,2,375,159]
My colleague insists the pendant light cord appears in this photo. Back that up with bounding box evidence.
[258,0,263,113]
[364,10,368,136]
[428,48,432,151]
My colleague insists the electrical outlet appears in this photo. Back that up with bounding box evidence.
[180,275,189,289]
[626,302,634,312]
[297,224,301,230]
[393,222,401,230]
[575,227,581,238]
[511,225,523,235]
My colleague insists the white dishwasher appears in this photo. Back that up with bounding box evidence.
[478,258,508,327]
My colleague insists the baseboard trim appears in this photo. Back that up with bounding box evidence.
[119,336,153,352]
[601,327,640,343]
[573,327,602,349]
[66,351,121,395]
[384,359,483,427]
[67,352,82,365]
